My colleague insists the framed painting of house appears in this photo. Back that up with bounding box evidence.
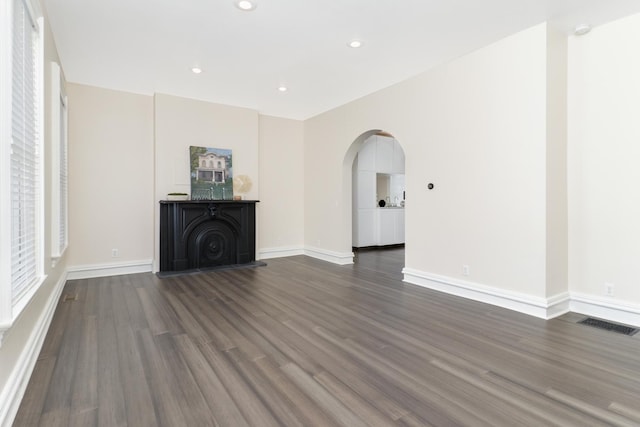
[189,146,234,200]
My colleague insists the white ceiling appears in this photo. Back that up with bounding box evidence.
[44,0,640,120]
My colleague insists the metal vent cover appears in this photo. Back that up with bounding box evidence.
[578,317,639,336]
[62,293,78,303]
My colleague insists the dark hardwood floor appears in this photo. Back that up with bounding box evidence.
[14,249,640,426]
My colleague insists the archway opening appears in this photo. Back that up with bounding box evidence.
[346,130,406,278]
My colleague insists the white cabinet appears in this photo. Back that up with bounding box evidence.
[355,208,405,247]
[377,208,404,246]
[356,209,377,247]
[358,137,376,171]
[357,171,376,209]
[375,136,394,174]
[396,209,405,242]
[392,139,405,174]
[378,209,397,245]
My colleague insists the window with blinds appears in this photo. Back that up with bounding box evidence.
[51,61,68,258]
[9,0,43,307]
[59,96,68,254]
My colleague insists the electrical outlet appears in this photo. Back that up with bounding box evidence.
[112,248,119,258]
[462,265,470,276]
[605,282,614,297]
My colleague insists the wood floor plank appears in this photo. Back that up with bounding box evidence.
[136,329,188,427]
[136,287,171,336]
[36,282,75,360]
[313,370,395,427]
[546,388,638,427]
[223,347,308,427]
[121,274,151,331]
[395,412,439,427]
[96,279,127,427]
[211,298,284,362]
[14,248,640,426]
[207,298,267,361]
[68,408,97,427]
[114,324,158,427]
[11,355,57,426]
[153,333,218,426]
[282,318,411,421]
[481,371,613,427]
[254,357,342,427]
[311,326,498,427]
[217,296,324,373]
[37,408,70,427]
[176,292,236,350]
[70,316,98,416]
[198,342,282,427]
[163,290,212,345]
[173,334,250,427]
[280,362,369,427]
[39,286,84,422]
[609,402,640,423]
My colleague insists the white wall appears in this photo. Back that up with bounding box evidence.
[568,14,640,306]
[258,115,305,258]
[305,24,552,299]
[67,84,154,269]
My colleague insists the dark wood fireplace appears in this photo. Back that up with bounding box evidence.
[159,200,258,274]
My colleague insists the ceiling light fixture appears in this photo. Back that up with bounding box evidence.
[574,24,591,36]
[191,67,203,74]
[277,85,288,92]
[348,40,363,48]
[235,0,256,11]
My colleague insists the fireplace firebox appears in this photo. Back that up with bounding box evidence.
[159,200,258,274]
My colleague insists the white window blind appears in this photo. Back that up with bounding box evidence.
[51,61,68,258]
[10,0,41,304]
[59,95,68,253]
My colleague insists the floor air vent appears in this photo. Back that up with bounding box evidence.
[578,317,639,336]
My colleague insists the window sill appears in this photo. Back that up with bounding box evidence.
[0,274,47,348]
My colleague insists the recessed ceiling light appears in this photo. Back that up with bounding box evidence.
[277,85,288,92]
[235,0,256,11]
[191,67,203,74]
[574,24,592,36]
[348,40,363,48]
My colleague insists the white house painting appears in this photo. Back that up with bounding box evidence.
[190,146,233,200]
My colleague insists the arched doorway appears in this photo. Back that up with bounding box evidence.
[347,130,406,277]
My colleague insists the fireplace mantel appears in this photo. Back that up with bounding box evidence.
[159,200,258,275]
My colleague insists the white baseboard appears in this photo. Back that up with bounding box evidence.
[258,246,305,260]
[67,259,153,280]
[570,292,640,327]
[402,268,570,320]
[304,246,354,265]
[0,271,67,427]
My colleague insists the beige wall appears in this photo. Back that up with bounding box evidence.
[153,94,260,268]
[568,13,640,304]
[258,115,304,254]
[66,90,303,271]
[67,84,154,266]
[153,94,260,200]
[545,26,569,298]
[305,24,553,298]
[0,3,70,424]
